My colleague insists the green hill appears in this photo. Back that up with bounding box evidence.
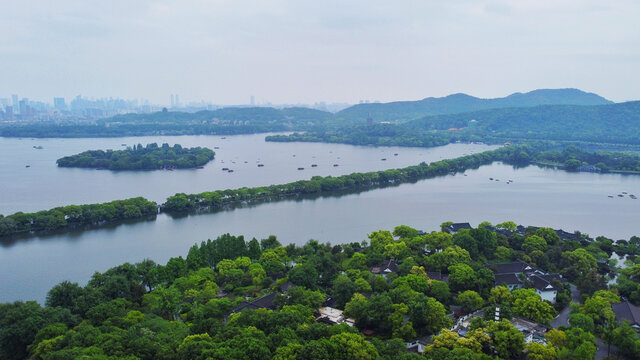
[334,88,612,124]
[407,101,640,144]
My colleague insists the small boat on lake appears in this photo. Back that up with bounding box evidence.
[25,165,30,168]
[227,169,234,173]
[297,167,304,170]
[394,153,398,156]
[222,167,229,171]
[333,164,339,167]
[196,166,204,169]
[214,147,219,149]
[381,158,387,161]
[311,164,318,167]
[608,195,614,198]
[489,178,493,180]
[257,164,264,167]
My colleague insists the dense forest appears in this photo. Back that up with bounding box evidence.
[267,101,640,148]
[2,222,640,360]
[0,197,157,237]
[56,143,215,170]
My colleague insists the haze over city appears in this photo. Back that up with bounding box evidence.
[1,0,639,105]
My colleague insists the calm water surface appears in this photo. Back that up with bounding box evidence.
[0,134,491,214]
[1,136,639,303]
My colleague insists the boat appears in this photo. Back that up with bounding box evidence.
[244,161,248,163]
[489,178,493,180]
[228,169,234,173]
[214,147,219,149]
[630,195,637,199]
[394,153,398,156]
[33,145,43,149]
[196,166,204,169]
[121,144,126,146]
[381,158,387,161]
[311,164,318,167]
[222,167,229,171]
[297,167,304,170]
[221,137,226,139]
[333,164,339,167]
[257,164,264,167]
[608,195,614,198]
[622,192,628,194]
[25,165,30,168]
[618,194,624,197]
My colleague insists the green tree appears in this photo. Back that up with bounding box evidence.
[457,290,484,313]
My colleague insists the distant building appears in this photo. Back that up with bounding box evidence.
[370,259,400,280]
[485,260,563,303]
[443,222,473,234]
[54,97,66,111]
[612,301,640,330]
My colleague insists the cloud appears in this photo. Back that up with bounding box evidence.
[0,0,638,104]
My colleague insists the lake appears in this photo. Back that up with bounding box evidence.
[0,134,492,214]
[1,135,639,303]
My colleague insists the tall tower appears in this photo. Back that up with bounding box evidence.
[11,94,18,113]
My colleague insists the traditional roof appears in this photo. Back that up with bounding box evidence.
[445,223,472,233]
[371,259,400,275]
[495,273,521,286]
[252,292,278,309]
[227,292,278,317]
[612,301,640,326]
[554,229,580,241]
[488,260,533,274]
[530,275,556,292]
[280,281,296,293]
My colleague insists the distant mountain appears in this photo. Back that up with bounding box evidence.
[335,88,612,124]
[407,101,640,145]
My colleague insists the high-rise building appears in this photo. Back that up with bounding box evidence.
[11,94,18,113]
[54,97,66,111]
[171,94,175,107]
[19,99,30,119]
[175,94,180,107]
[250,96,255,106]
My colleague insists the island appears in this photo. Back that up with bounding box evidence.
[56,143,215,170]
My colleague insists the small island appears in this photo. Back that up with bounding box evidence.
[56,143,215,170]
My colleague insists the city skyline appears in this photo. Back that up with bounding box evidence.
[1,1,639,104]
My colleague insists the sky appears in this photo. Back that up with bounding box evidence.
[1,0,639,105]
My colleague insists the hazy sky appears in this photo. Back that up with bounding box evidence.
[1,0,639,105]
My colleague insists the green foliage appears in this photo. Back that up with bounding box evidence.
[57,143,215,170]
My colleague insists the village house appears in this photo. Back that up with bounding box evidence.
[485,260,563,303]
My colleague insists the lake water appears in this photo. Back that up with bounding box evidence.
[0,134,492,215]
[1,135,639,303]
